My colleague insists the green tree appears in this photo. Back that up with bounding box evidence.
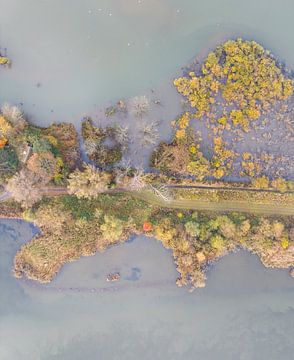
[100,215,124,241]
[0,146,19,181]
[184,221,200,237]
[210,235,226,253]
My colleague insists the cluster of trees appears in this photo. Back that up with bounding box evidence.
[147,209,294,289]
[168,39,294,181]
[103,96,151,119]
[174,39,293,129]
[151,128,210,180]
[0,104,80,207]
[13,188,294,289]
[68,164,112,198]
[252,176,294,192]
[82,118,126,167]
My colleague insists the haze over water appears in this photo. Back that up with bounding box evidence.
[1,1,294,359]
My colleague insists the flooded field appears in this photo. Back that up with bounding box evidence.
[1,0,294,359]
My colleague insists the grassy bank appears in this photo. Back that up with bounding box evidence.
[11,193,294,290]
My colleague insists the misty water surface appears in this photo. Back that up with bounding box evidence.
[1,1,294,359]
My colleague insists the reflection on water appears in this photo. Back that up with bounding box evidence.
[1,220,294,360]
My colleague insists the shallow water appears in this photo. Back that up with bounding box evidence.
[1,0,294,169]
[1,1,294,359]
[1,220,294,360]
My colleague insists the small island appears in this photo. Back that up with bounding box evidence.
[1,39,294,291]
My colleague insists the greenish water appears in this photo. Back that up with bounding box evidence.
[1,1,294,359]
[1,220,294,360]
[1,0,294,127]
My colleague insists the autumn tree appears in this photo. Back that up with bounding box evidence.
[252,176,270,189]
[27,152,58,183]
[100,215,124,241]
[0,115,12,137]
[67,164,112,199]
[0,103,27,133]
[271,177,288,192]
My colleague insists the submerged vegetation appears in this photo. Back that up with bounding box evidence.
[174,39,293,129]
[152,38,294,183]
[1,38,294,290]
[0,51,10,66]
[82,118,125,167]
[151,125,210,180]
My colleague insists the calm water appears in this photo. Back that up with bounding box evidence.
[1,220,294,360]
[1,1,294,359]
[1,0,294,127]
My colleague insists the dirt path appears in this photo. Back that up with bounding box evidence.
[132,191,294,216]
[1,186,293,216]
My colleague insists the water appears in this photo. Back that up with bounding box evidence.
[1,1,294,358]
[1,220,294,360]
[1,0,294,128]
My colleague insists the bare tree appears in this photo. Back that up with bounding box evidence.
[114,125,130,152]
[6,169,43,208]
[84,139,98,158]
[1,103,27,128]
[139,120,159,146]
[148,183,172,202]
[129,95,150,118]
[115,158,132,186]
[128,166,146,191]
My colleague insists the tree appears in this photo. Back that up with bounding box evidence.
[210,235,226,253]
[27,152,58,183]
[252,176,270,189]
[218,216,237,240]
[6,169,43,207]
[32,138,52,153]
[271,177,288,192]
[1,103,27,129]
[0,146,19,181]
[139,121,159,146]
[154,218,177,247]
[129,95,150,118]
[272,221,284,239]
[184,221,200,237]
[67,164,112,199]
[100,215,124,241]
[0,115,12,137]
